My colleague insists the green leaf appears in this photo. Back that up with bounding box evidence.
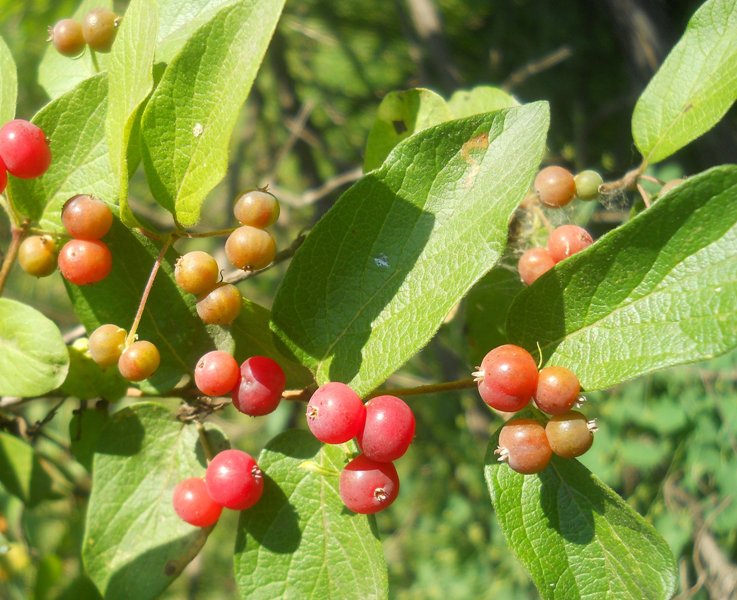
[0,298,69,397]
[234,430,387,599]
[69,405,110,472]
[106,0,158,225]
[485,425,677,600]
[0,432,52,507]
[363,88,451,172]
[38,0,113,100]
[61,338,127,401]
[506,165,737,391]
[7,74,116,227]
[272,103,549,396]
[141,0,286,226]
[632,0,737,164]
[155,0,238,64]
[448,86,518,119]
[0,35,17,123]
[65,220,218,394]
[83,403,224,600]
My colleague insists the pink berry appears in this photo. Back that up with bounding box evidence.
[306,382,366,444]
[194,351,240,397]
[231,356,286,416]
[475,345,538,412]
[518,247,555,286]
[58,239,112,285]
[205,449,263,510]
[534,366,581,415]
[0,120,51,179]
[61,194,113,240]
[547,225,593,262]
[339,454,400,514]
[172,477,222,527]
[496,418,552,474]
[357,395,415,463]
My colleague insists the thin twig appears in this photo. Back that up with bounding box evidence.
[268,167,363,207]
[503,46,573,91]
[267,99,317,187]
[0,223,27,296]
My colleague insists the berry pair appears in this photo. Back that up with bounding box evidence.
[49,9,120,56]
[474,344,581,415]
[192,351,286,417]
[518,224,593,286]
[225,190,279,272]
[88,324,160,382]
[495,412,596,474]
[172,449,263,527]
[0,119,51,190]
[305,383,415,514]
[533,166,603,208]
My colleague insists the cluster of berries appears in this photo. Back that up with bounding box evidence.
[88,323,160,382]
[533,165,603,208]
[306,382,415,514]
[49,8,120,56]
[473,344,595,474]
[518,223,593,286]
[173,449,263,528]
[0,119,51,194]
[174,189,280,326]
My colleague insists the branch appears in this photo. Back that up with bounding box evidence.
[0,223,27,296]
[502,46,573,91]
[268,167,363,208]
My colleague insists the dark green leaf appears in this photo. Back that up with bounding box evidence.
[0,35,17,123]
[0,298,69,397]
[632,0,737,163]
[272,103,549,396]
[234,430,387,599]
[506,166,737,391]
[69,405,110,472]
[83,403,224,600]
[363,88,451,171]
[0,432,53,507]
[141,0,286,226]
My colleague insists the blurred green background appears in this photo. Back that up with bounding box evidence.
[1,0,736,598]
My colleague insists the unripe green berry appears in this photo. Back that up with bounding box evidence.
[88,324,127,367]
[573,170,603,200]
[18,235,57,277]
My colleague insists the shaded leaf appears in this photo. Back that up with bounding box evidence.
[0,432,53,507]
[69,405,110,472]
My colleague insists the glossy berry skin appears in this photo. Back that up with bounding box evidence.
[339,454,400,514]
[82,8,119,52]
[231,356,286,416]
[194,351,240,397]
[196,283,242,325]
[58,239,112,285]
[18,235,57,277]
[0,157,6,193]
[233,190,280,228]
[205,449,263,510]
[357,395,415,463]
[534,366,580,415]
[50,19,85,57]
[476,345,538,412]
[175,251,219,297]
[496,418,552,474]
[545,411,595,458]
[172,478,222,527]
[547,225,593,263]
[0,120,51,179]
[225,226,276,271]
[88,324,127,367]
[534,166,576,208]
[306,382,366,444]
[518,247,555,286]
[118,340,160,382]
[61,194,113,240]
[574,169,603,200]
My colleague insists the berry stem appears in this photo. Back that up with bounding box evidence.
[174,226,239,239]
[90,49,101,73]
[126,235,173,345]
[599,161,647,196]
[195,421,215,462]
[0,223,28,297]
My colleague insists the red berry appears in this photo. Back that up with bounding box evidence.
[61,194,113,240]
[18,235,57,277]
[534,366,580,415]
[339,454,400,514]
[172,477,222,527]
[496,418,552,474]
[547,225,593,263]
[534,166,576,208]
[175,251,220,297]
[0,157,7,193]
[475,345,538,412]
[82,8,120,52]
[196,284,242,325]
[118,340,160,382]
[545,411,596,458]
[225,225,276,271]
[518,247,555,286]
[231,356,286,416]
[306,382,366,444]
[194,351,240,397]
[205,449,263,510]
[233,190,280,228]
[49,19,85,57]
[357,395,415,463]
[88,324,127,367]
[58,239,112,285]
[0,120,51,179]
